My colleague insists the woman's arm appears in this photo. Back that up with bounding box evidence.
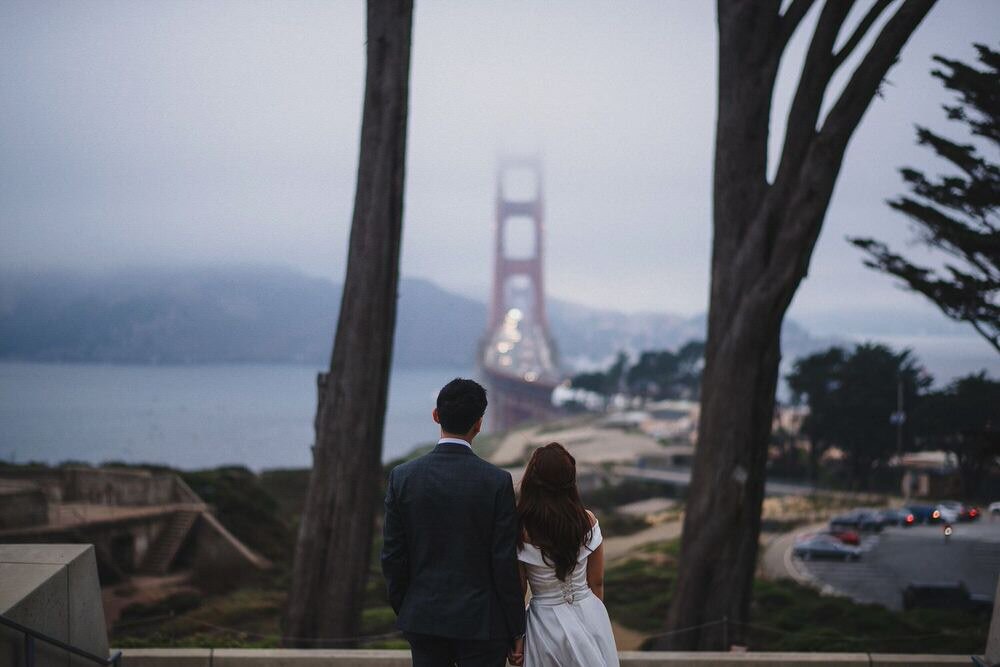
[585,510,604,601]
[519,562,529,599]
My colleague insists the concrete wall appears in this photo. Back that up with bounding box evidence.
[0,467,190,506]
[115,649,977,666]
[986,573,1000,663]
[0,481,48,529]
[0,544,111,667]
[62,468,178,506]
[2,512,175,580]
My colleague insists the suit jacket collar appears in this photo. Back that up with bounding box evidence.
[433,442,476,456]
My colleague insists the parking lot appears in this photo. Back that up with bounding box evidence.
[789,519,1000,611]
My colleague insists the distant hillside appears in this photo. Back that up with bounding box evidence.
[0,267,481,367]
[0,266,834,368]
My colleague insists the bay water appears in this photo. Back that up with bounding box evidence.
[0,362,472,470]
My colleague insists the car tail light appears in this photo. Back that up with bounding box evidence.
[906,514,914,524]
[969,508,978,517]
[932,510,940,519]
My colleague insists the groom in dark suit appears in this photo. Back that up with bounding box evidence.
[381,378,526,667]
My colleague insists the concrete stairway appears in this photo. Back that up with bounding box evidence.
[141,510,200,575]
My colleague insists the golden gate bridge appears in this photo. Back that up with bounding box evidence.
[478,157,565,431]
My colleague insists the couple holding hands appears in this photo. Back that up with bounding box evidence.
[382,378,619,666]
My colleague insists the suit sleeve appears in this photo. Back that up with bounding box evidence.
[492,472,527,638]
[380,468,409,615]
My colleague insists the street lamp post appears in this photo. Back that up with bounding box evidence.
[890,375,907,498]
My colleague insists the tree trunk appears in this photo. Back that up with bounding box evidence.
[808,438,821,482]
[660,0,934,650]
[285,0,412,647]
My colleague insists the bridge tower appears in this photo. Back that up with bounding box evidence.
[479,157,562,432]
[489,157,549,333]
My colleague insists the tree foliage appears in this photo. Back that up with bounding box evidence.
[916,371,1000,497]
[627,341,705,400]
[850,44,1000,352]
[570,341,704,401]
[788,344,930,487]
[789,344,999,496]
[786,347,847,478]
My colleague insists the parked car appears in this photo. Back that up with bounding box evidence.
[793,535,862,561]
[906,505,940,524]
[936,500,978,522]
[989,501,1000,518]
[822,527,861,545]
[879,508,915,527]
[934,502,961,523]
[902,581,993,615]
[830,510,884,532]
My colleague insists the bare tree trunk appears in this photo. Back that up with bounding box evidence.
[660,0,934,650]
[285,0,413,647]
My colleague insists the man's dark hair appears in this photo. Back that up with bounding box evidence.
[436,378,488,434]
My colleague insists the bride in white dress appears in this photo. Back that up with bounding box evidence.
[511,442,619,667]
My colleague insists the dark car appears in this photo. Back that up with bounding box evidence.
[901,581,993,615]
[830,510,884,532]
[906,505,941,524]
[793,535,862,561]
[879,508,915,527]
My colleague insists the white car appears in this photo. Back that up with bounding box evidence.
[989,501,1000,517]
[936,502,961,523]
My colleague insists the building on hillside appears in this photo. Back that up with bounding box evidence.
[898,451,962,499]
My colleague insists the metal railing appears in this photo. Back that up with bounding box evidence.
[0,614,122,667]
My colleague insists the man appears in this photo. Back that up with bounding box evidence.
[381,378,526,666]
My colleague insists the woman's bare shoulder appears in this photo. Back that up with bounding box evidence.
[585,509,597,526]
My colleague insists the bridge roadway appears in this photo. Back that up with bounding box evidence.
[611,465,819,497]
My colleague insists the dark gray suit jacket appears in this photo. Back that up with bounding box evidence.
[381,442,526,641]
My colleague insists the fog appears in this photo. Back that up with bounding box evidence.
[2,0,997,348]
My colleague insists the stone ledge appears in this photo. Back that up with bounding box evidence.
[1,544,110,667]
[116,649,979,666]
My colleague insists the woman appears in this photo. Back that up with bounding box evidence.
[511,442,619,666]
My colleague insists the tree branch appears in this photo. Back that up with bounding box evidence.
[779,0,819,49]
[968,318,1000,354]
[732,2,854,288]
[819,0,937,152]
[831,0,893,71]
[772,1,854,191]
[752,0,936,301]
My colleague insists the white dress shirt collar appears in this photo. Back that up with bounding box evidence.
[438,437,472,449]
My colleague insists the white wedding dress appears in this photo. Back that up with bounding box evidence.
[517,520,620,666]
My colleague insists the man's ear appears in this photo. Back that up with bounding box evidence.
[471,416,483,436]
[432,408,441,424]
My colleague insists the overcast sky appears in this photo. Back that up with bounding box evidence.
[2,1,998,346]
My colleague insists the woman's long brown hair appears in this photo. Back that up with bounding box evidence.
[517,442,593,581]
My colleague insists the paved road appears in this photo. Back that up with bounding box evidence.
[612,465,843,497]
[774,520,1000,610]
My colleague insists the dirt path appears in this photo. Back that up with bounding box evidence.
[603,520,683,562]
[102,572,196,627]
